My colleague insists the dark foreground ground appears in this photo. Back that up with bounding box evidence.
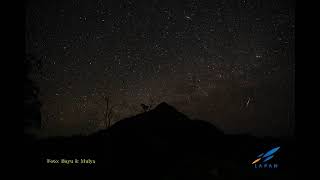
[24,103,295,179]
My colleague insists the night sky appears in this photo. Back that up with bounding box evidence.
[25,0,295,138]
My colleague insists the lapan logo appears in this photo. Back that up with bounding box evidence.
[251,146,280,169]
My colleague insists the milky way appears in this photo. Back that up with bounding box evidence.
[25,0,295,137]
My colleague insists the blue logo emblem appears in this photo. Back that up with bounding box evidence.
[251,146,280,169]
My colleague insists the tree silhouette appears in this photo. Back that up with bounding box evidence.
[140,103,150,112]
[24,54,42,139]
[102,95,120,129]
[140,95,157,112]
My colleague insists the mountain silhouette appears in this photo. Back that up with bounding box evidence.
[25,102,295,179]
[94,102,225,179]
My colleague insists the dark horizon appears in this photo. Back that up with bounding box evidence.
[31,101,294,140]
[25,0,295,138]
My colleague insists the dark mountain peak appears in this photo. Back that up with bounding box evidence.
[154,102,176,112]
[151,102,188,120]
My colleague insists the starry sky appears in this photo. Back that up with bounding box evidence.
[25,0,295,138]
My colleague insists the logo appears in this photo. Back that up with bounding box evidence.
[251,146,280,169]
